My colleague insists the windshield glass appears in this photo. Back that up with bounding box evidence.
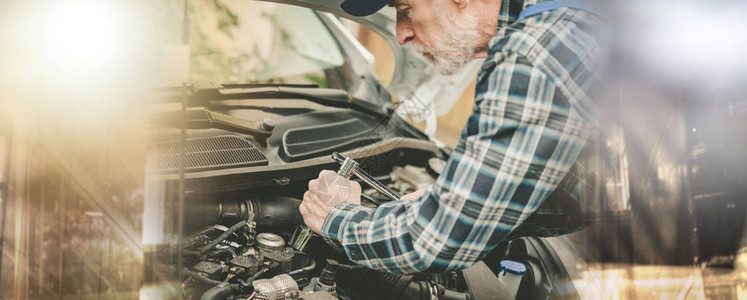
[187,1,349,89]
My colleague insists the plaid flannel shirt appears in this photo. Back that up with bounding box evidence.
[321,0,603,274]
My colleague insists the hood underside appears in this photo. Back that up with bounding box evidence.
[260,0,483,124]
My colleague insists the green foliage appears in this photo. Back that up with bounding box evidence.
[304,73,328,88]
[212,0,239,37]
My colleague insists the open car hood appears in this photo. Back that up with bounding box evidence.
[261,0,483,136]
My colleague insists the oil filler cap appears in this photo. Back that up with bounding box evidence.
[256,232,286,251]
[499,260,527,276]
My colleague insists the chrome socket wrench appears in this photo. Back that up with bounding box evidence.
[331,152,400,201]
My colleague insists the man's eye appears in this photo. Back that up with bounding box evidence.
[397,8,410,20]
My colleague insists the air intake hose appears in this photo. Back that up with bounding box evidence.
[185,196,302,232]
[249,196,303,231]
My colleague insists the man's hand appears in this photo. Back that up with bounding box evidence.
[300,170,361,234]
[400,188,426,201]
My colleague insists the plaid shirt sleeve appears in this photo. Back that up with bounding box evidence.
[321,11,600,275]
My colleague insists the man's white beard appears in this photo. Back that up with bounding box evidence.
[410,5,486,75]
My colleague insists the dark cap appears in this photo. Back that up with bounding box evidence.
[341,0,391,16]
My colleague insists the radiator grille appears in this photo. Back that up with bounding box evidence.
[148,135,267,172]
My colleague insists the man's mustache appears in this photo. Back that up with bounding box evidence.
[409,43,436,62]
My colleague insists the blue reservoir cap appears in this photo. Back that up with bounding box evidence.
[499,260,527,275]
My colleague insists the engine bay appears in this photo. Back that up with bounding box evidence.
[144,85,580,299]
[148,145,477,300]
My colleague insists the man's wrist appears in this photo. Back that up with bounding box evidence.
[320,201,362,240]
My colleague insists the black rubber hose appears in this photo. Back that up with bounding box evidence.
[184,196,303,232]
[318,259,340,286]
[199,282,241,300]
[237,264,273,287]
[197,220,247,255]
[400,281,469,300]
[249,196,303,230]
[206,248,234,258]
[183,198,249,232]
[338,268,468,300]
[184,269,223,286]
[347,270,412,299]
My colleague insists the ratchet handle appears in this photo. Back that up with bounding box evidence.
[331,152,400,201]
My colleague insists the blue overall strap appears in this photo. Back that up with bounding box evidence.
[518,0,598,20]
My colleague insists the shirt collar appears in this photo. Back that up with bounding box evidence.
[498,0,542,27]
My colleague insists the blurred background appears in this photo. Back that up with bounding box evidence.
[0,0,745,299]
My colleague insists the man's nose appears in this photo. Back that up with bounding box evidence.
[396,22,415,45]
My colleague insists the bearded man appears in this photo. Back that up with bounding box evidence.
[300,0,603,274]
